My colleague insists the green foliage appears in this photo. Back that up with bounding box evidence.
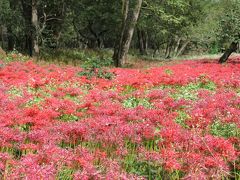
[80,69,114,80]
[25,97,44,107]
[171,81,216,100]
[123,97,152,108]
[172,84,199,101]
[57,167,74,180]
[138,0,206,56]
[209,43,220,54]
[8,87,23,98]
[201,81,216,91]
[123,159,183,179]
[81,56,113,69]
[1,0,240,62]
[218,0,240,43]
[4,50,30,62]
[123,139,184,179]
[58,114,79,122]
[19,123,33,132]
[78,62,114,80]
[211,121,239,138]
[175,110,190,128]
[122,85,137,94]
[188,1,220,49]
[164,69,173,76]
[70,0,121,49]
[73,51,115,80]
[41,49,113,65]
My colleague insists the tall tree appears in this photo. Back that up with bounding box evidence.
[136,0,206,58]
[32,0,39,57]
[21,0,34,56]
[71,0,120,49]
[113,0,143,67]
[0,0,23,51]
[218,0,240,63]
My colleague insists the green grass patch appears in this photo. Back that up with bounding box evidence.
[7,87,23,98]
[171,81,216,100]
[58,114,79,122]
[211,121,239,138]
[175,110,190,128]
[57,167,74,180]
[123,97,152,109]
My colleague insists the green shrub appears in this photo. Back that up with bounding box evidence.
[4,50,30,62]
[78,55,114,80]
[40,49,113,66]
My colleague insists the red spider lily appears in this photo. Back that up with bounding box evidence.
[0,59,239,179]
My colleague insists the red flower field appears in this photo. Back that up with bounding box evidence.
[0,58,239,179]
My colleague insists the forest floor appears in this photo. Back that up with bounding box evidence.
[128,53,240,69]
[29,50,240,69]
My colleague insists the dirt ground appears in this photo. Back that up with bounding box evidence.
[34,53,240,69]
[128,53,240,69]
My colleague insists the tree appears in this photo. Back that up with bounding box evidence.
[1,0,236,64]
[218,0,240,63]
[32,0,40,56]
[20,0,69,56]
[113,0,143,67]
[0,0,24,51]
[71,0,121,49]
[136,0,206,58]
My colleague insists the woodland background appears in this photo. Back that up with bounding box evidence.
[0,0,240,66]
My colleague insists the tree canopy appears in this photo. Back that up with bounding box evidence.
[0,0,239,65]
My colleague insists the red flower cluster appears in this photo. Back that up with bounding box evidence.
[0,58,239,179]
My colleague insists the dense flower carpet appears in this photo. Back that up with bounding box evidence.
[0,58,239,179]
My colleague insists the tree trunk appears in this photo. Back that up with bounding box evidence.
[24,35,32,56]
[113,0,143,67]
[1,26,4,48]
[143,31,148,54]
[165,43,170,58]
[137,28,144,55]
[21,0,33,56]
[113,0,129,65]
[7,1,16,51]
[7,27,15,51]
[173,38,181,57]
[32,0,40,57]
[137,28,148,55]
[176,40,190,57]
[219,42,238,63]
[165,39,173,59]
